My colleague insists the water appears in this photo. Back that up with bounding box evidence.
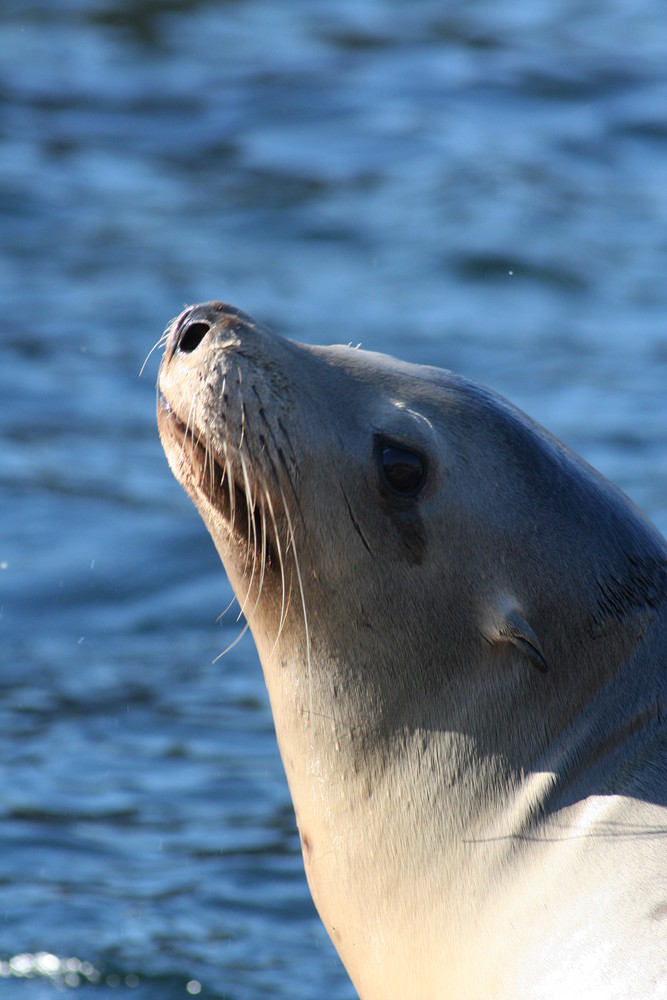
[1,1,666,996]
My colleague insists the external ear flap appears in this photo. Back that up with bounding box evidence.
[483,604,548,673]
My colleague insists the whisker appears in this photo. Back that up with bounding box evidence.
[238,490,271,638]
[278,482,312,738]
[216,593,239,622]
[141,328,170,377]
[182,395,197,464]
[224,439,236,527]
[238,367,246,451]
[256,491,268,606]
[235,451,259,620]
[240,450,256,575]
[265,484,289,658]
[208,440,216,498]
[212,618,252,664]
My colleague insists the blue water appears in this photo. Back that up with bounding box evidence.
[1,1,666,996]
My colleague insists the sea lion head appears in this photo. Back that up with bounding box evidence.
[157,301,664,748]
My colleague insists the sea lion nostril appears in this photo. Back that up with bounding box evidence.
[178,320,210,354]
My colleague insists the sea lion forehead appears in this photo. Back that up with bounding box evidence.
[304,341,486,432]
[309,341,454,396]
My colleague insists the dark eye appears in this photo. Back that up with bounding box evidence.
[379,444,427,496]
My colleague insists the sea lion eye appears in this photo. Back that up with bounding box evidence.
[379,444,427,496]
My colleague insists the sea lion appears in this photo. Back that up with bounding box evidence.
[157,301,667,1000]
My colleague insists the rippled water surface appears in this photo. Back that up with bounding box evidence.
[1,1,666,997]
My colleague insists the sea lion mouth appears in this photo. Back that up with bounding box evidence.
[157,395,276,572]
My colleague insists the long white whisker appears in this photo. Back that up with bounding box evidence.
[212,618,252,664]
[237,490,270,637]
[240,450,255,574]
[141,328,170,377]
[235,451,258,620]
[221,436,235,526]
[278,482,312,738]
[257,491,268,605]
[265,486,289,658]
[216,593,238,622]
[238,367,246,451]
[182,395,197,464]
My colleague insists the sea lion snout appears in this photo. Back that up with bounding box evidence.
[165,303,207,362]
[165,301,248,363]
